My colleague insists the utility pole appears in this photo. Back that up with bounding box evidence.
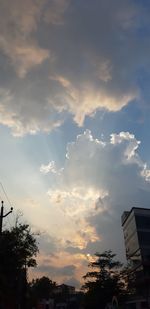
[0,200,13,234]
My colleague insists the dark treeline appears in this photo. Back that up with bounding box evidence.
[0,222,38,308]
[0,220,141,309]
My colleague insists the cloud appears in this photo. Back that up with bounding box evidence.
[50,75,136,126]
[7,43,49,78]
[40,161,58,174]
[0,85,63,136]
[0,0,50,77]
[32,248,88,286]
[37,232,58,256]
[37,264,76,277]
[64,277,81,289]
[44,0,69,25]
[41,130,150,260]
[0,0,150,134]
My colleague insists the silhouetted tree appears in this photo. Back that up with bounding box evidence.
[0,223,38,308]
[82,250,125,309]
[29,276,56,306]
[121,261,136,295]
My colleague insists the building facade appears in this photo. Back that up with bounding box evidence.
[121,207,150,306]
[122,207,150,271]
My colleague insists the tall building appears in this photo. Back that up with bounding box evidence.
[121,207,150,306]
[122,207,150,272]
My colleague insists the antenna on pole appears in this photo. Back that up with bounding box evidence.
[0,201,13,234]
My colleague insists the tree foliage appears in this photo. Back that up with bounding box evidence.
[30,276,56,302]
[82,250,125,309]
[121,261,136,295]
[0,223,38,306]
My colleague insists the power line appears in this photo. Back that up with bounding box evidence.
[0,182,13,208]
[0,191,3,201]
[0,182,15,228]
[0,201,13,234]
[0,186,11,228]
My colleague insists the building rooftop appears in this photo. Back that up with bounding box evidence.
[121,207,150,226]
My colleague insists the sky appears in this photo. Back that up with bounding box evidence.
[1,0,150,288]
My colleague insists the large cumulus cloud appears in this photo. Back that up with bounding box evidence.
[40,130,150,260]
[0,0,150,134]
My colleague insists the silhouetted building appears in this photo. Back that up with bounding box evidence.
[122,207,150,271]
[122,207,150,303]
[53,284,79,309]
[54,284,75,295]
